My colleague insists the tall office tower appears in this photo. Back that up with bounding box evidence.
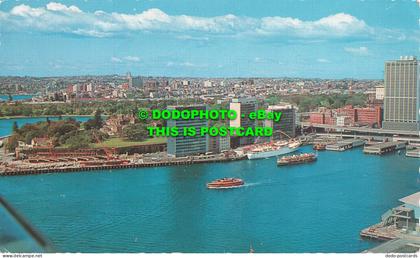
[229,98,257,146]
[167,105,209,157]
[127,72,132,88]
[264,104,296,140]
[383,56,420,132]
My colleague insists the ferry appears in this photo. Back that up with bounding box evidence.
[207,178,244,189]
[244,140,301,160]
[277,153,317,166]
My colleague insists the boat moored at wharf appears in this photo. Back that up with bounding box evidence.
[277,153,317,166]
[242,140,301,160]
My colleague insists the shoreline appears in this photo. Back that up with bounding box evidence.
[0,155,247,176]
[0,115,94,119]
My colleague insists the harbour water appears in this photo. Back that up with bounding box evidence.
[0,95,34,101]
[0,116,91,137]
[0,146,418,253]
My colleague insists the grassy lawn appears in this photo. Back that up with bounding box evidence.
[94,137,166,148]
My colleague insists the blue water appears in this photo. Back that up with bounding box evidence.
[0,116,91,137]
[0,146,418,253]
[0,95,34,101]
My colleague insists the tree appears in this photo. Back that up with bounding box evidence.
[6,135,19,152]
[12,121,19,134]
[94,109,103,128]
[47,122,79,138]
[8,93,12,102]
[65,132,92,149]
[123,124,148,141]
[85,109,103,130]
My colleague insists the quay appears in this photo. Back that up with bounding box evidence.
[364,237,420,253]
[0,154,247,177]
[325,139,365,151]
[360,192,420,252]
[363,141,407,155]
[406,146,420,158]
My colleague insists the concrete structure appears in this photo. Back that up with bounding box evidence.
[399,192,420,231]
[229,98,257,146]
[326,139,365,151]
[383,56,420,132]
[264,104,296,140]
[167,105,209,157]
[363,141,406,155]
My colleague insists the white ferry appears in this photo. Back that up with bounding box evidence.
[244,140,301,160]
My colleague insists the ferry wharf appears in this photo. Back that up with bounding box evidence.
[0,154,247,177]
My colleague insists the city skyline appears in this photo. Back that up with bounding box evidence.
[0,0,419,78]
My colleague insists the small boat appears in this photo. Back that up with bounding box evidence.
[277,153,317,166]
[207,178,244,189]
[313,143,326,151]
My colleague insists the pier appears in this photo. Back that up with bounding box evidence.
[0,154,247,177]
[406,146,420,158]
[363,141,407,155]
[325,139,365,151]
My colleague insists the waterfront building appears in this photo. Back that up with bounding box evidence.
[383,56,420,132]
[308,109,335,125]
[264,104,296,140]
[308,106,383,128]
[229,98,257,146]
[167,105,209,157]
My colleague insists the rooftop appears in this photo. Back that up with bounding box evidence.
[399,192,420,208]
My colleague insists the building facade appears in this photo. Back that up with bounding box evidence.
[383,56,420,132]
[208,135,231,153]
[264,104,296,140]
[308,105,382,128]
[167,105,209,157]
[229,98,257,146]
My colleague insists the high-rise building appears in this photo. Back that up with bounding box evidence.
[383,56,420,132]
[229,98,256,146]
[167,105,209,157]
[264,104,296,140]
[127,72,132,88]
[132,77,143,88]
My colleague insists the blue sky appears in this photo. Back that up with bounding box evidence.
[0,0,419,78]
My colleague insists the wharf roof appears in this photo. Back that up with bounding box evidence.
[399,192,420,207]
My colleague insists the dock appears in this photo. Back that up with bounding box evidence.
[406,146,420,158]
[363,141,407,155]
[0,154,247,177]
[325,139,365,151]
[364,237,420,253]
